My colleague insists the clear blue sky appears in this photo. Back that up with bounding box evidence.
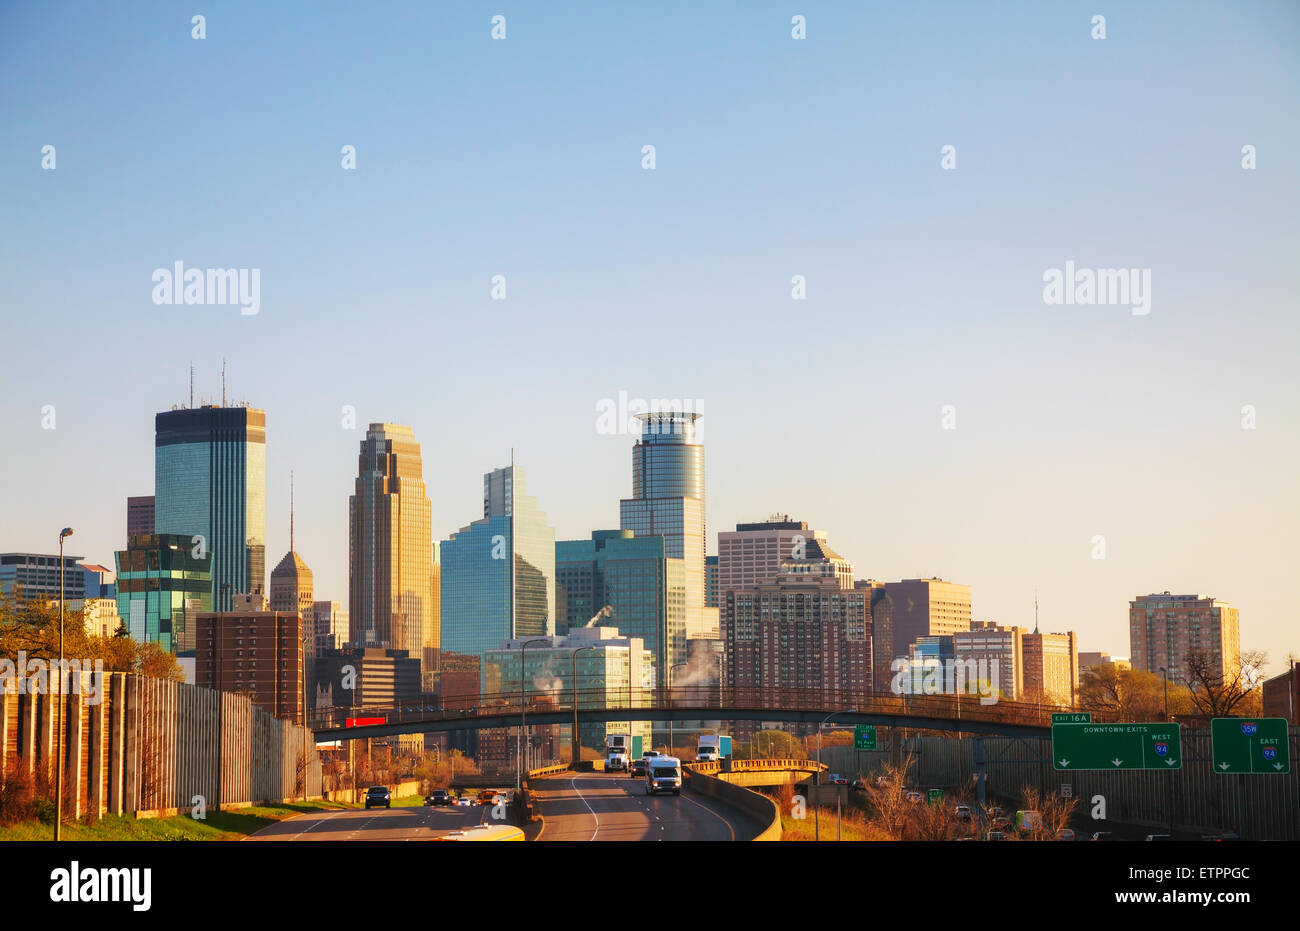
[2,1,1297,672]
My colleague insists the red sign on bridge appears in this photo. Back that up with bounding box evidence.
[345,717,385,728]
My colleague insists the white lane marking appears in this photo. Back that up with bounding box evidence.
[676,791,737,842]
[570,776,600,842]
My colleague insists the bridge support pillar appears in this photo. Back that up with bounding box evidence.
[974,737,986,810]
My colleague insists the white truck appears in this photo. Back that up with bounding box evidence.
[605,733,636,772]
[695,734,732,763]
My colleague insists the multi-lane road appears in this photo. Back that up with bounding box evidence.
[247,772,763,841]
[247,800,506,841]
[530,771,765,841]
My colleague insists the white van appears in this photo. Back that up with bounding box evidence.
[645,756,683,796]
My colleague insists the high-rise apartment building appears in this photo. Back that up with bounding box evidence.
[113,534,212,651]
[154,405,266,612]
[1129,593,1241,686]
[195,602,304,722]
[348,423,437,684]
[555,530,686,686]
[953,621,1024,701]
[441,464,555,659]
[619,412,707,641]
[885,578,972,660]
[127,495,155,536]
[313,646,421,711]
[1022,629,1079,706]
[723,564,872,700]
[705,555,718,608]
[855,580,895,691]
[718,517,855,594]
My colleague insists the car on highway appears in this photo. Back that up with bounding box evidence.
[827,773,849,785]
[1090,831,1117,841]
[955,805,972,822]
[984,831,1007,841]
[490,793,509,807]
[630,759,648,777]
[456,796,475,807]
[364,786,391,809]
[424,789,453,806]
[1057,828,1077,841]
[478,789,497,805]
[1145,834,1172,841]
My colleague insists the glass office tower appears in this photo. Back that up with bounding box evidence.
[154,406,266,615]
[618,411,706,642]
[441,465,555,658]
[555,530,686,687]
[348,423,437,682]
[114,533,213,651]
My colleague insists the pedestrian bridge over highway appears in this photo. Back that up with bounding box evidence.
[309,686,1099,742]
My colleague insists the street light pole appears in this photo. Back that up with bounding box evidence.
[1159,667,1169,720]
[518,638,547,790]
[55,527,73,842]
[815,708,855,842]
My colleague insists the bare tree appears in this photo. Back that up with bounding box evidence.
[1180,649,1267,719]
[1018,785,1078,840]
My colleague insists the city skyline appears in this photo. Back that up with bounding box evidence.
[2,1,1296,676]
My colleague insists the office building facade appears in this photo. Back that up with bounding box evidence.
[555,530,686,686]
[718,517,855,595]
[441,464,555,659]
[619,412,707,641]
[113,534,213,652]
[127,495,155,536]
[0,553,86,605]
[154,405,266,612]
[953,621,1024,701]
[348,423,437,683]
[885,578,972,660]
[1022,629,1079,706]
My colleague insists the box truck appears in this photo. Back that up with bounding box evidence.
[605,734,643,771]
[696,734,732,762]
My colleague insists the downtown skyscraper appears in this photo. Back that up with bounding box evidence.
[441,464,556,659]
[154,405,266,616]
[348,423,438,684]
[619,411,707,642]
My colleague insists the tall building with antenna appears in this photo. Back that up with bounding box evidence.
[154,371,266,622]
[348,423,438,687]
[271,472,315,705]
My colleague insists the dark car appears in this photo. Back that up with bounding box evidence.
[631,759,648,777]
[425,789,452,806]
[365,786,391,809]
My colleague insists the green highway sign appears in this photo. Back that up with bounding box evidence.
[854,725,877,750]
[926,788,944,805]
[1051,723,1182,770]
[1052,712,1091,724]
[1210,718,1290,774]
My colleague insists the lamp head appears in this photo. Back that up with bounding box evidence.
[59,527,74,540]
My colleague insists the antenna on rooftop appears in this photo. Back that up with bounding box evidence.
[189,363,194,408]
[221,358,227,407]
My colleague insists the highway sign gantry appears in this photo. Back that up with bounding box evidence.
[854,725,877,750]
[1210,718,1291,774]
[1051,722,1182,770]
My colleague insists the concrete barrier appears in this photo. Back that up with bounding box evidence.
[685,766,781,841]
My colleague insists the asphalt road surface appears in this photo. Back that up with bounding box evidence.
[531,772,766,841]
[246,800,511,841]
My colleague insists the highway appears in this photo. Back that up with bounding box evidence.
[531,772,766,841]
[246,800,509,841]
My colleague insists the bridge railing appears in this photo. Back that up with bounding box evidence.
[307,685,1107,733]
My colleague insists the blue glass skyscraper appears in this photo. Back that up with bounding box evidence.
[441,464,555,658]
[154,405,266,616]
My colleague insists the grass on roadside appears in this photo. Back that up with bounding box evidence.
[0,798,355,842]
